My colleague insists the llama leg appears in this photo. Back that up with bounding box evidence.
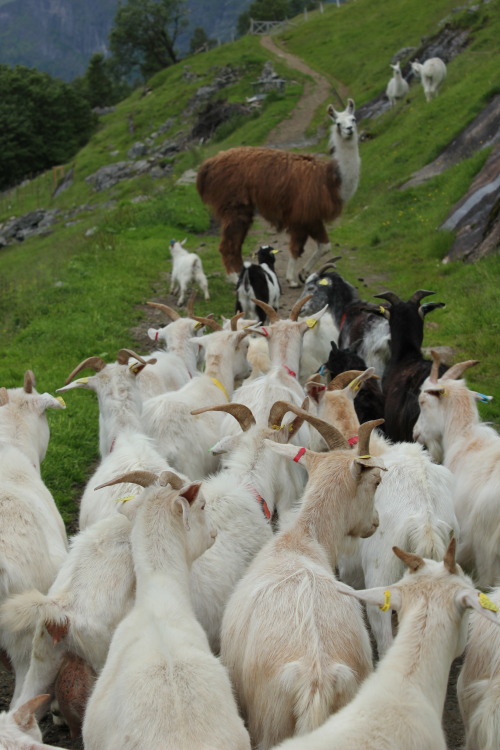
[219,208,254,284]
[287,227,309,287]
[298,222,331,282]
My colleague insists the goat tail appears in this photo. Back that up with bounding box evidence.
[0,590,66,635]
[280,659,357,735]
[462,678,500,750]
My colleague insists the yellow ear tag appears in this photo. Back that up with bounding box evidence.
[379,590,391,612]
[379,306,386,314]
[319,278,329,286]
[349,380,362,392]
[271,249,279,254]
[358,455,372,460]
[478,592,499,612]
[115,495,135,503]
[128,363,140,372]
[194,322,203,330]
[306,318,318,329]
[76,377,89,384]
[55,396,66,407]
[271,424,282,430]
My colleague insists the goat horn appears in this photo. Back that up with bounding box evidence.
[146,301,180,321]
[373,291,400,306]
[443,536,457,574]
[94,470,160,490]
[441,359,480,381]
[191,315,223,332]
[392,546,425,572]
[327,370,365,391]
[64,357,107,385]
[409,289,435,304]
[251,299,280,324]
[271,400,349,451]
[230,311,245,331]
[23,370,36,393]
[0,387,9,406]
[158,470,185,490]
[186,291,197,317]
[116,349,151,366]
[357,418,384,456]
[429,350,441,384]
[191,403,256,432]
[316,258,342,275]
[290,294,313,321]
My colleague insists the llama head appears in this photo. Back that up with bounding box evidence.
[327,98,357,141]
[390,62,401,73]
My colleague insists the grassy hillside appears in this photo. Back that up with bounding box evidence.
[0,0,499,524]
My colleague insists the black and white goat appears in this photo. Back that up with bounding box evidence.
[235,245,281,325]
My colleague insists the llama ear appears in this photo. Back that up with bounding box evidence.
[327,103,337,121]
[347,98,355,113]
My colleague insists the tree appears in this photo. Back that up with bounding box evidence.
[189,26,216,55]
[109,0,188,81]
[85,53,115,108]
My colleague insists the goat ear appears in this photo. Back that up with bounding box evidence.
[264,439,309,467]
[56,376,96,393]
[305,379,326,403]
[210,434,239,455]
[336,581,402,612]
[351,459,385,479]
[38,392,66,411]
[418,302,445,319]
[13,694,51,731]
[457,590,500,625]
[179,482,202,506]
[423,386,446,399]
[148,327,160,341]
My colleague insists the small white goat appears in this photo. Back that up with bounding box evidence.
[272,539,500,750]
[457,585,500,750]
[411,57,447,101]
[168,239,210,306]
[220,413,384,749]
[413,352,499,589]
[82,470,251,750]
[0,693,66,749]
[385,61,409,107]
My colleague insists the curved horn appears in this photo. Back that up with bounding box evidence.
[441,359,480,382]
[373,291,400,306]
[393,546,425,572]
[357,418,384,456]
[316,258,342,275]
[146,301,180,321]
[191,403,256,432]
[409,289,435,304]
[270,400,349,451]
[0,387,9,406]
[94,470,160,491]
[116,349,151,366]
[290,294,313,321]
[186,291,197,317]
[191,315,223,332]
[230,311,245,331]
[23,370,36,393]
[251,299,280,324]
[429,350,441,384]
[64,356,107,385]
[443,537,457,574]
[327,370,365,391]
[158,470,185,490]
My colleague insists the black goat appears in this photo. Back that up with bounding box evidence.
[235,245,281,324]
[372,289,446,442]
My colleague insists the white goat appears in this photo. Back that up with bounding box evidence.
[220,413,384,749]
[306,368,459,656]
[142,318,251,478]
[0,374,68,705]
[82,470,251,750]
[168,238,210,306]
[56,349,182,529]
[0,694,66,749]
[272,538,500,750]
[413,352,500,588]
[411,57,447,101]
[457,585,500,750]
[385,61,409,107]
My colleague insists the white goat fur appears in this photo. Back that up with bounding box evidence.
[411,57,447,101]
[385,61,409,107]
[0,381,68,705]
[298,312,339,384]
[413,362,500,589]
[220,435,383,749]
[82,475,250,750]
[0,694,66,749]
[457,586,500,750]
[169,239,210,306]
[273,541,500,750]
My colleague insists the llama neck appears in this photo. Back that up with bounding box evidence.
[332,136,360,204]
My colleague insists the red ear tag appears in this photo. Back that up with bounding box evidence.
[293,447,306,462]
[348,436,359,446]
[261,327,269,337]
[283,365,297,378]
[155,331,159,342]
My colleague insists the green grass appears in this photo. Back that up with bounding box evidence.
[1,0,499,525]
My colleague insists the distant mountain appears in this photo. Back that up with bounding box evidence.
[0,0,251,81]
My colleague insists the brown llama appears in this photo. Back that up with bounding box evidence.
[196,99,360,288]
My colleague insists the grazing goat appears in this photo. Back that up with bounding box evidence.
[372,289,445,442]
[168,239,210,306]
[235,245,281,324]
[82,470,251,750]
[220,411,384,749]
[411,57,447,101]
[457,585,500,750]
[196,100,360,287]
[413,352,500,587]
[272,538,500,750]
[0,694,66,749]
[0,374,68,705]
[385,61,409,107]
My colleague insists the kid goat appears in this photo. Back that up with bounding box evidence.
[196,100,360,287]
[235,245,281,324]
[168,239,210,306]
